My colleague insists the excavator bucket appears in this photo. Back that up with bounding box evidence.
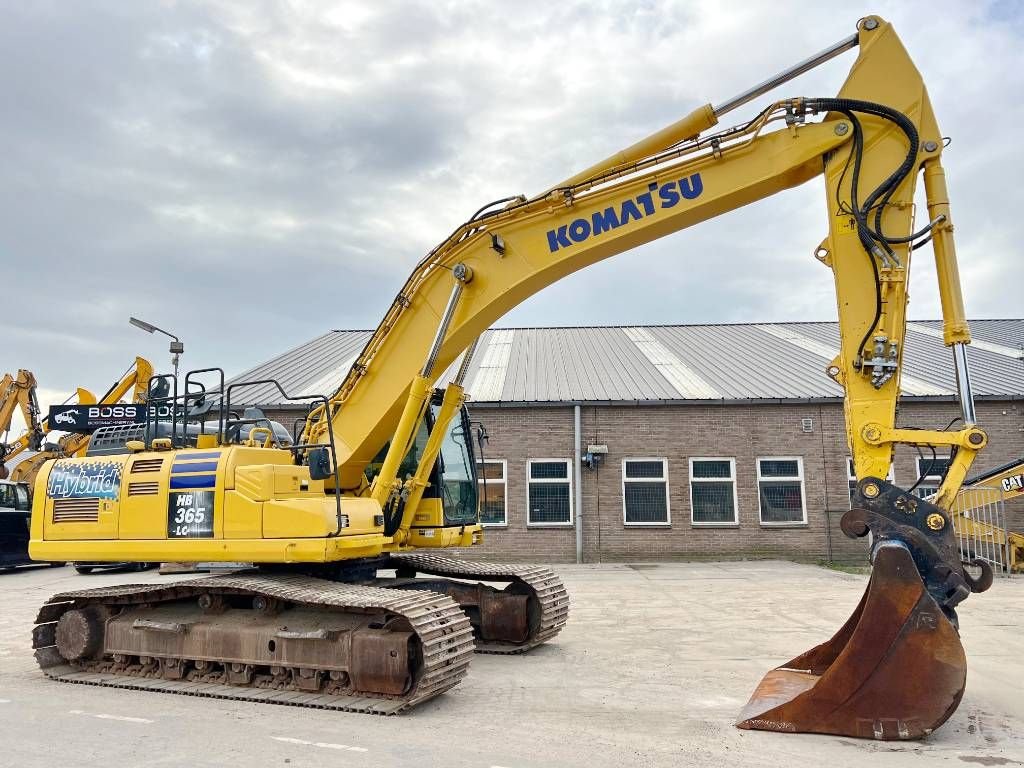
[737,543,964,739]
[737,478,990,740]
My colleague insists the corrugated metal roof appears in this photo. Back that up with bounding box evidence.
[225,320,1024,406]
[224,330,371,407]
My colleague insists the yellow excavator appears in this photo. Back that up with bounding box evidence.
[29,16,996,740]
[0,369,76,479]
[9,357,154,489]
[1,360,150,568]
[951,460,1024,573]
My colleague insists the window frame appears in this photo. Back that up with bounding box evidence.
[476,458,508,528]
[846,457,895,507]
[526,458,573,528]
[757,456,807,526]
[688,457,739,527]
[621,457,671,527]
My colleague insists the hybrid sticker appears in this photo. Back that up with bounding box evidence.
[167,491,214,538]
[545,173,704,253]
[47,460,122,500]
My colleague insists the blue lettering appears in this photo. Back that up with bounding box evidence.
[547,226,571,252]
[568,218,591,242]
[544,174,703,250]
[658,180,680,208]
[679,172,703,200]
[592,207,620,235]
[636,184,656,216]
[619,199,643,224]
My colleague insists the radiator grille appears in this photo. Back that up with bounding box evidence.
[132,458,164,473]
[128,481,159,497]
[52,498,100,524]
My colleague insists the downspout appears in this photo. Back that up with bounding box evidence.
[574,404,583,564]
[818,403,834,563]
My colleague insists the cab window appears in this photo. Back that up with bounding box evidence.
[363,403,478,526]
[437,408,478,526]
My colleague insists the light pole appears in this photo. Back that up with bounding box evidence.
[129,317,184,379]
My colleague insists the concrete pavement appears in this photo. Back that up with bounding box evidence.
[0,561,1021,767]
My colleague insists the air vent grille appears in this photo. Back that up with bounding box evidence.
[128,481,159,497]
[52,498,100,524]
[132,458,164,473]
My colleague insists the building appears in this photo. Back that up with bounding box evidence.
[226,320,1024,564]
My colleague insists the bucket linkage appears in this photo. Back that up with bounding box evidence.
[737,477,992,740]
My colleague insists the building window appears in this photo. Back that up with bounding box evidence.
[477,459,507,526]
[527,459,572,526]
[915,455,952,499]
[758,457,806,525]
[689,458,738,525]
[622,458,670,526]
[847,458,895,506]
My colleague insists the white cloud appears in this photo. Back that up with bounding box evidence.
[0,1,1020,394]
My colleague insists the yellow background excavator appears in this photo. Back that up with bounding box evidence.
[8,357,153,489]
[0,369,64,479]
[2,381,94,479]
[29,16,996,740]
[1,359,151,569]
[950,459,1024,573]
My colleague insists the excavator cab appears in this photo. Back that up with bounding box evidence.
[366,398,480,534]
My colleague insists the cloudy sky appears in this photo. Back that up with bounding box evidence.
[2,0,1022,417]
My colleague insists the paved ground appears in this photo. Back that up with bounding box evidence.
[0,561,1021,768]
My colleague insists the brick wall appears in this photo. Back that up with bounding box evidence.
[467,399,1023,564]
[262,399,1023,564]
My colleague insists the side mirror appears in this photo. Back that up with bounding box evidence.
[308,447,333,481]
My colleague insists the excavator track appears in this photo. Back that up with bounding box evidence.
[389,553,569,654]
[32,574,475,714]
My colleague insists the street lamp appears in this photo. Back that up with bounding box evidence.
[129,316,184,379]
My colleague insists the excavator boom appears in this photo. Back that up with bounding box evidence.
[304,17,984,513]
[0,370,43,478]
[28,15,993,740]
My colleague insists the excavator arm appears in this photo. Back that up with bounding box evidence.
[51,355,154,459]
[0,370,45,478]
[297,16,989,737]
[307,18,984,512]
